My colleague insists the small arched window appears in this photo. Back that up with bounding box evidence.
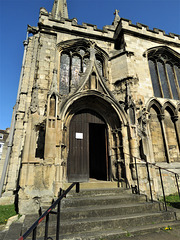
[148,48,180,100]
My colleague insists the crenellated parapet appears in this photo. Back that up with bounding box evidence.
[37,7,180,46]
[115,18,180,44]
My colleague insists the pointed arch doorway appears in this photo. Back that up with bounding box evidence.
[67,110,109,182]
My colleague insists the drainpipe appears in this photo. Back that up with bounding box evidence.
[0,30,29,197]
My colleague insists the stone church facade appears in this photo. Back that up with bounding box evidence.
[0,0,180,214]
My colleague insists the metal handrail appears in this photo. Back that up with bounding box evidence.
[114,151,180,210]
[131,156,180,211]
[18,182,80,240]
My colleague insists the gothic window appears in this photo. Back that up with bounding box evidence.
[60,53,70,95]
[148,50,180,100]
[71,55,81,88]
[59,49,90,95]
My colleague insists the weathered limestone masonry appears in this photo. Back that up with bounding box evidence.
[0,0,180,215]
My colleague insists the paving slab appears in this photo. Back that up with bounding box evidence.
[119,227,180,240]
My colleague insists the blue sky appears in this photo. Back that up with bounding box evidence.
[0,0,180,130]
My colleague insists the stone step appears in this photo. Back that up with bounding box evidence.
[62,180,123,190]
[43,211,175,236]
[56,221,180,240]
[23,202,165,234]
[21,188,180,240]
[61,194,147,208]
[39,202,163,222]
[66,187,132,198]
[60,202,163,221]
[26,221,180,240]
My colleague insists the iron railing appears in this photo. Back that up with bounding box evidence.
[18,155,180,239]
[132,156,180,211]
[18,182,80,240]
[114,152,180,210]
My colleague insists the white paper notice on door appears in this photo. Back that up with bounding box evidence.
[75,132,83,139]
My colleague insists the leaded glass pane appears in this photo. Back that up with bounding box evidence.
[96,58,103,76]
[157,61,171,98]
[166,63,179,100]
[60,53,70,95]
[71,55,81,88]
[148,60,161,97]
[83,57,89,73]
[175,65,180,88]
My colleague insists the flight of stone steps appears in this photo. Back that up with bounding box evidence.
[19,188,180,240]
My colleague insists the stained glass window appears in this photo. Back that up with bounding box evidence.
[59,48,104,94]
[158,61,171,99]
[148,60,161,97]
[175,65,180,87]
[166,63,179,100]
[148,51,180,100]
[83,57,89,73]
[60,53,70,95]
[71,55,81,88]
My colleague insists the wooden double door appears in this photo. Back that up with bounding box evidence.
[67,110,109,182]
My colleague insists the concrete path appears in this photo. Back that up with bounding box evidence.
[119,228,180,240]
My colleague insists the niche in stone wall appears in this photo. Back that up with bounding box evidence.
[90,72,97,90]
[49,94,56,117]
[149,107,166,162]
[164,108,180,161]
[35,126,45,159]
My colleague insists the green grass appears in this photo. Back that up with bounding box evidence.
[164,193,180,209]
[0,204,17,225]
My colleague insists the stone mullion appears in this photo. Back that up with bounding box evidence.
[69,52,72,92]
[173,65,180,98]
[158,114,171,163]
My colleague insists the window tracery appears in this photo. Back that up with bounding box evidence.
[148,48,180,100]
[59,48,90,95]
[59,48,104,95]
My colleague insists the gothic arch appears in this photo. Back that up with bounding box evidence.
[57,38,109,60]
[145,45,180,60]
[147,98,163,115]
[177,102,180,113]
[60,91,128,126]
[162,101,176,116]
[147,99,166,162]
[61,93,128,182]
[146,46,180,100]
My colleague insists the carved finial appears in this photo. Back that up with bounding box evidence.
[113,9,120,27]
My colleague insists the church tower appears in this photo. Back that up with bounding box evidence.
[0,0,179,216]
[52,0,69,19]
